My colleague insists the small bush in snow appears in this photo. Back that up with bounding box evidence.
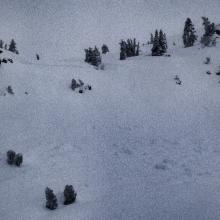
[7,58,13,63]
[36,54,40,60]
[63,185,77,205]
[206,71,211,75]
[7,86,14,95]
[174,75,182,85]
[14,153,23,167]
[216,70,220,76]
[7,150,16,165]
[45,187,58,210]
[204,57,211,64]
[2,58,8,63]
[71,79,92,93]
[84,47,102,67]
[101,44,109,54]
[71,79,79,91]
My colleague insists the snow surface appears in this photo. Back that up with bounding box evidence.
[1,1,220,220]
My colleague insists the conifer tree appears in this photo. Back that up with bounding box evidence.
[14,153,23,166]
[84,47,102,67]
[135,42,140,56]
[201,17,216,47]
[45,187,58,210]
[159,30,167,54]
[63,185,77,205]
[183,18,197,47]
[152,30,162,56]
[0,40,4,49]
[150,33,154,44]
[119,40,126,60]
[9,39,17,53]
[7,150,16,165]
[36,54,40,60]
[91,47,101,67]
[119,38,139,60]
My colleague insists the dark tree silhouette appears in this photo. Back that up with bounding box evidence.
[63,185,77,205]
[183,18,197,47]
[45,187,58,210]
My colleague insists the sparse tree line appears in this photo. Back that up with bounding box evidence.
[0,39,19,54]
[182,17,217,48]
[84,16,218,68]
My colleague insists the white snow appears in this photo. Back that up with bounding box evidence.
[1,1,220,219]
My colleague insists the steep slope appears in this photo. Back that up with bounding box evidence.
[1,35,220,219]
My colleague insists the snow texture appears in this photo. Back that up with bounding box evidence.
[0,1,220,220]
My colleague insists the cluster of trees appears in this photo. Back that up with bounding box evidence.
[45,185,77,210]
[182,17,217,48]
[7,150,23,166]
[119,38,140,60]
[101,44,109,54]
[0,39,19,54]
[84,46,102,67]
[151,30,167,56]
[71,78,92,93]
[83,16,217,66]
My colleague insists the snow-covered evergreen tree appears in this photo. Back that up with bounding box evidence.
[9,39,17,53]
[14,153,23,166]
[7,150,16,165]
[152,30,162,56]
[163,33,168,50]
[159,30,167,54]
[84,47,102,67]
[45,187,58,210]
[91,47,102,67]
[0,40,4,49]
[36,54,40,60]
[150,33,154,44]
[119,40,126,60]
[201,17,216,47]
[182,18,197,47]
[119,38,139,60]
[63,185,77,205]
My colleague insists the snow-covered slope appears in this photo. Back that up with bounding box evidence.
[1,1,220,219]
[1,35,220,219]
